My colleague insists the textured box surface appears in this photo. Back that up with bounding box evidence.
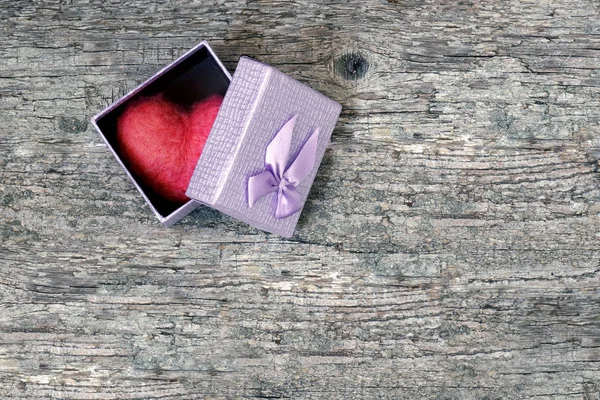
[186,57,342,237]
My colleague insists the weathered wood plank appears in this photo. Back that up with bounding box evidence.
[1,0,599,398]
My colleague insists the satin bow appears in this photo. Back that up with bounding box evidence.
[247,115,320,219]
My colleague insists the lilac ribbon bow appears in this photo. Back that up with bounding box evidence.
[247,115,320,219]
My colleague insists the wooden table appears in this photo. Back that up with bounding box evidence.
[1,1,599,398]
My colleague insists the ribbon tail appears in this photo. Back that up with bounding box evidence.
[248,171,278,208]
[275,184,302,219]
[283,128,319,185]
[265,115,297,180]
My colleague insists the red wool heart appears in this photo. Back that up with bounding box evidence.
[116,94,223,204]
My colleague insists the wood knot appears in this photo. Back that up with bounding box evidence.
[334,52,369,80]
[59,116,88,134]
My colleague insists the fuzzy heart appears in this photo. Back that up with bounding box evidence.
[116,94,223,204]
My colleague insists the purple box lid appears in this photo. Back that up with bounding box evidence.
[186,57,342,237]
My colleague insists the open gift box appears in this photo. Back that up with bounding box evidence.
[91,41,341,237]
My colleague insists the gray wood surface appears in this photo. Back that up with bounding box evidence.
[1,0,600,398]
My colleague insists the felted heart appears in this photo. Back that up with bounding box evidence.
[116,94,223,204]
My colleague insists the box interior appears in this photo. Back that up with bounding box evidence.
[95,45,231,218]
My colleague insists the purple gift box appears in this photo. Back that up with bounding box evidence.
[91,41,341,237]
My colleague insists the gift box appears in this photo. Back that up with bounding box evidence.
[91,41,341,237]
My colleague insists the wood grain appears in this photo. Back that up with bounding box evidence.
[1,0,599,398]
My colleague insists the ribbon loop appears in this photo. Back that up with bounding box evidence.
[247,115,319,219]
[284,128,319,186]
[265,115,296,180]
[247,170,278,208]
[275,184,301,219]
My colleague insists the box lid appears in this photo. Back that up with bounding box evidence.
[185,56,341,237]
